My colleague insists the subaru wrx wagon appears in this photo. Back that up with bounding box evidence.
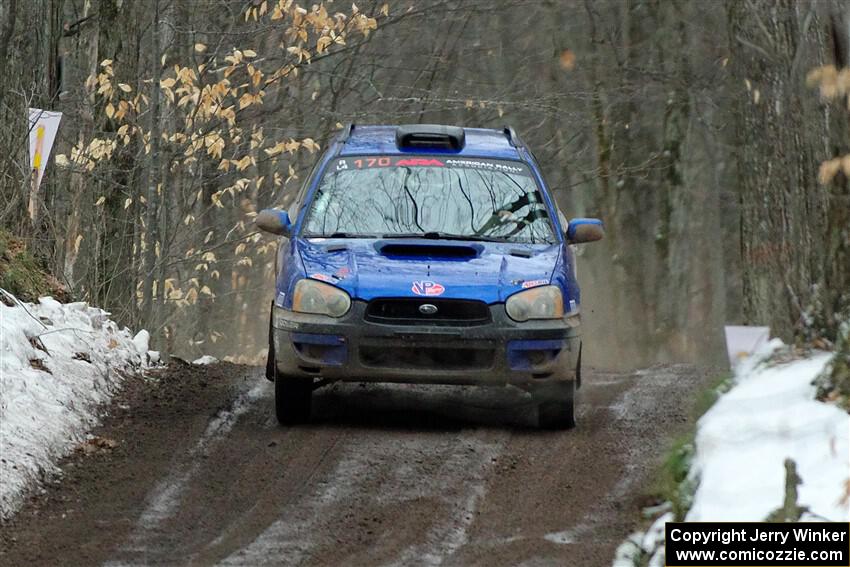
[256,124,603,428]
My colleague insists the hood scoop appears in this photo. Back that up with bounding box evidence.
[377,241,480,259]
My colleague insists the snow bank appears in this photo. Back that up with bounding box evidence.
[0,292,148,519]
[612,512,671,567]
[687,339,848,522]
[611,341,849,566]
[192,355,218,365]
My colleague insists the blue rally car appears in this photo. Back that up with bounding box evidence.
[256,124,603,428]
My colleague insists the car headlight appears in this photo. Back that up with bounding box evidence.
[505,285,564,322]
[292,278,351,317]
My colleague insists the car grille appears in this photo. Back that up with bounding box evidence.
[359,345,495,370]
[364,298,491,326]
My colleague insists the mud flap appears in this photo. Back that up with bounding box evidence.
[265,303,275,381]
[576,341,582,390]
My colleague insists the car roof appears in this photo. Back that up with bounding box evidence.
[336,125,523,160]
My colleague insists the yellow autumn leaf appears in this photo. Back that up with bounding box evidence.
[95,196,106,206]
[301,138,320,153]
[818,158,842,185]
[105,103,115,118]
[559,49,576,71]
[235,155,252,171]
[239,93,252,109]
[74,234,83,254]
[118,83,132,92]
[194,43,207,53]
[316,36,332,54]
[124,198,132,209]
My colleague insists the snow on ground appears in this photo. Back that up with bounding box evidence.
[192,355,219,365]
[687,339,848,522]
[0,291,148,519]
[612,512,671,567]
[613,339,850,566]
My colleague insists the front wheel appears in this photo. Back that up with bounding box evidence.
[535,380,576,429]
[275,371,313,425]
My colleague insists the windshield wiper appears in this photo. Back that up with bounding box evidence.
[381,231,509,243]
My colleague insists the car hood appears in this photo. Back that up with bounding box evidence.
[295,237,560,303]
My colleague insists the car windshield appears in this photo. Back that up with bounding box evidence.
[301,156,556,244]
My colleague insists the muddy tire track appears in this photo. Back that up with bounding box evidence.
[0,362,713,566]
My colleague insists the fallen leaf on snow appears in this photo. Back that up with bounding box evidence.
[29,358,51,374]
[73,352,92,363]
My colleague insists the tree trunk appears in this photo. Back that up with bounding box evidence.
[141,0,162,330]
[728,0,849,341]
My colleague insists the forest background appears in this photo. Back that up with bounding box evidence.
[1,0,848,368]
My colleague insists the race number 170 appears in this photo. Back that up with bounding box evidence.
[353,157,391,168]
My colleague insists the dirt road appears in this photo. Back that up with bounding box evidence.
[0,362,713,566]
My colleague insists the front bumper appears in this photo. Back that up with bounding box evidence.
[272,301,580,387]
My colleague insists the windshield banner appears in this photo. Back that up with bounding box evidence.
[336,157,530,176]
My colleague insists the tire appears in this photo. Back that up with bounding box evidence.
[536,380,576,430]
[275,371,313,425]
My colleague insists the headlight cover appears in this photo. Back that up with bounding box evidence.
[505,285,564,322]
[292,278,351,317]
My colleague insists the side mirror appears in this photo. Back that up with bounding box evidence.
[566,218,604,244]
[255,209,292,236]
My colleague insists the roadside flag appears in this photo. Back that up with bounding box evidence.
[27,108,62,222]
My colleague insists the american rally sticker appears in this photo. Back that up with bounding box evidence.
[412,281,445,296]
